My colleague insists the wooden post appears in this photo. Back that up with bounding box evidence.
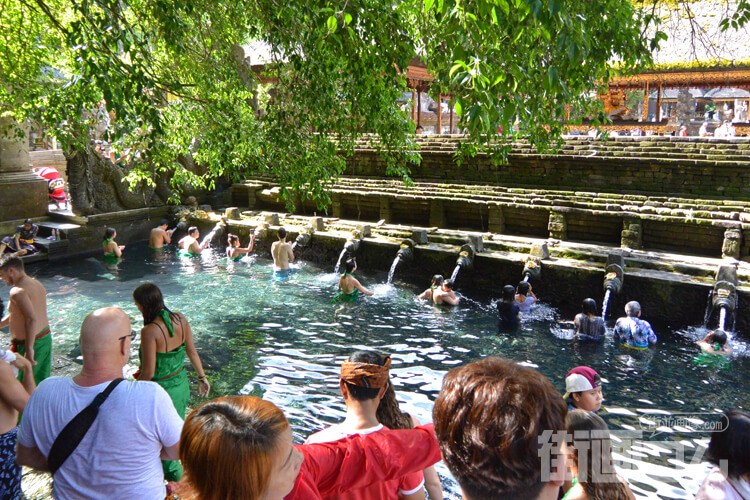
[411,90,416,123]
[642,83,649,122]
[417,91,422,126]
[564,105,571,122]
[449,100,454,134]
[656,83,663,122]
[436,94,442,134]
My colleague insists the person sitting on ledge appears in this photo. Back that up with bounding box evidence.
[418,275,444,302]
[226,233,255,262]
[433,357,567,500]
[149,219,174,249]
[433,279,459,306]
[178,226,209,257]
[613,301,657,349]
[102,227,125,263]
[697,329,732,356]
[176,395,441,500]
[333,259,373,303]
[0,219,39,258]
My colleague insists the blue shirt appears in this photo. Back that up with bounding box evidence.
[613,317,657,348]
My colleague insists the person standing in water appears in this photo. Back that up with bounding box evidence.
[333,259,373,303]
[226,233,255,262]
[418,275,444,302]
[178,226,210,257]
[573,298,606,341]
[102,227,124,263]
[613,301,657,349]
[515,281,536,314]
[271,227,294,271]
[149,219,174,249]
[0,257,52,385]
[497,284,520,331]
[697,330,732,356]
[433,279,460,306]
[133,283,209,482]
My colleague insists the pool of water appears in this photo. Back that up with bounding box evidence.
[4,242,748,499]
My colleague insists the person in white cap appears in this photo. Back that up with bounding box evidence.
[563,366,603,413]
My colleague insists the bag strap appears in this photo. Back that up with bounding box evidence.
[47,378,125,475]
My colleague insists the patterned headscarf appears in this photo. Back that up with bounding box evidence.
[340,356,391,389]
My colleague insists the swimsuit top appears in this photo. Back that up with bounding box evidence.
[102,238,119,260]
[139,311,187,382]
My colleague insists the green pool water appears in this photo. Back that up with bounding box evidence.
[5,242,749,499]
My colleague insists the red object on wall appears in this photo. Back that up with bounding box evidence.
[33,167,66,204]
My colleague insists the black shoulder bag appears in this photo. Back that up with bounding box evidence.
[47,378,125,475]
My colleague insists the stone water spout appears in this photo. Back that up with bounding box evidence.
[521,243,548,282]
[710,264,738,332]
[253,222,269,240]
[601,253,625,319]
[451,243,476,283]
[292,227,312,252]
[335,230,363,274]
[388,239,415,285]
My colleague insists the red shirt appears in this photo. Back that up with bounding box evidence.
[286,424,440,500]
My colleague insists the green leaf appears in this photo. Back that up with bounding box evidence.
[424,0,435,11]
[497,0,510,17]
[454,100,463,117]
[327,15,338,32]
[344,13,352,25]
[491,6,498,24]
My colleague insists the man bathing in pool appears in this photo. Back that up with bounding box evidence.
[271,227,294,271]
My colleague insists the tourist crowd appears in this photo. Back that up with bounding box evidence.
[0,226,747,500]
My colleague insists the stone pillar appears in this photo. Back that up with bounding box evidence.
[641,83,649,122]
[621,217,643,249]
[488,204,505,233]
[656,84,663,122]
[429,199,445,227]
[379,197,391,222]
[436,94,442,134]
[0,117,48,221]
[331,193,342,218]
[722,228,742,259]
[676,88,693,126]
[548,210,567,240]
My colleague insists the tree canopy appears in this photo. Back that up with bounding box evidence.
[0,0,690,207]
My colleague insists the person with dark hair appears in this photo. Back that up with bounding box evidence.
[418,275,444,302]
[697,329,732,356]
[415,124,424,134]
[102,227,125,263]
[133,283,209,482]
[179,395,440,500]
[562,410,635,500]
[271,227,294,273]
[226,233,255,262]
[178,226,209,257]
[497,284,521,331]
[573,298,605,341]
[613,301,657,349]
[0,257,52,385]
[377,374,444,500]
[695,410,750,499]
[0,219,38,258]
[306,351,426,500]
[515,281,536,314]
[563,366,603,413]
[433,279,459,306]
[149,219,174,249]
[332,259,373,303]
[433,357,567,500]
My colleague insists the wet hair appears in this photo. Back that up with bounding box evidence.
[502,284,516,302]
[625,301,641,317]
[376,378,413,431]
[228,234,240,245]
[344,259,356,273]
[133,283,177,326]
[0,256,23,272]
[179,396,289,500]
[344,350,387,402]
[104,227,116,240]
[278,227,287,239]
[566,410,631,500]
[443,279,454,291]
[705,410,750,479]
[188,226,199,237]
[431,275,444,287]
[709,329,728,347]
[582,298,599,316]
[517,281,530,296]
[159,219,169,227]
[433,357,566,500]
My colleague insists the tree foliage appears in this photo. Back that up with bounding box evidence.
[0,0,668,208]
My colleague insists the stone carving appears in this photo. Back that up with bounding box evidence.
[736,101,748,123]
[601,90,634,121]
[548,211,567,240]
[621,218,643,249]
[721,228,742,259]
[676,88,693,126]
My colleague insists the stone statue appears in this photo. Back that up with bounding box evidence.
[736,101,748,123]
[721,229,742,260]
[601,90,632,121]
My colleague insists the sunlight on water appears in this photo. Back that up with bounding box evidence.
[4,243,748,499]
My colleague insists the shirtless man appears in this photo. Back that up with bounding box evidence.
[149,219,174,249]
[0,257,51,384]
[0,348,35,498]
[433,279,460,306]
[271,227,294,270]
[178,226,209,256]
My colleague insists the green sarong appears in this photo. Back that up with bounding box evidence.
[693,352,730,369]
[12,326,52,385]
[332,288,359,303]
[140,342,189,482]
[179,250,199,258]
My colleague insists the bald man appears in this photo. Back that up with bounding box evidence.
[17,307,184,499]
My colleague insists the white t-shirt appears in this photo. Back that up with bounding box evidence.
[18,377,183,500]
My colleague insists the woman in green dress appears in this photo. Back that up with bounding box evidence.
[332,259,373,303]
[102,227,124,264]
[133,283,210,482]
